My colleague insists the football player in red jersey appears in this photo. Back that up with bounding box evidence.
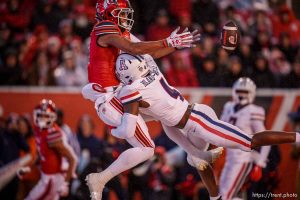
[88,0,200,89]
[82,1,213,200]
[24,99,77,200]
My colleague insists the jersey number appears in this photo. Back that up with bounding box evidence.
[159,78,184,101]
[229,117,237,125]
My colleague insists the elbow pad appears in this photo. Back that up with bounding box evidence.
[111,113,138,139]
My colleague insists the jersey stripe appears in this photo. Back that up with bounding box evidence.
[94,20,121,36]
[120,91,142,104]
[136,124,154,148]
[122,97,142,105]
[192,110,252,142]
[226,163,247,199]
[111,97,124,112]
[189,115,251,149]
[121,91,141,100]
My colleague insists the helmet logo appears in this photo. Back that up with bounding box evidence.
[119,59,128,70]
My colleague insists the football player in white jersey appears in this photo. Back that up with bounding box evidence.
[82,32,223,200]
[219,77,271,200]
[114,54,300,192]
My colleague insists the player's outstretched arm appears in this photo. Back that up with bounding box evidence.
[50,140,77,182]
[98,27,198,56]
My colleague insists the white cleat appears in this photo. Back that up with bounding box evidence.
[210,147,224,163]
[188,147,224,171]
[86,173,105,200]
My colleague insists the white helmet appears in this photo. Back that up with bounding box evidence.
[232,77,256,105]
[115,53,150,85]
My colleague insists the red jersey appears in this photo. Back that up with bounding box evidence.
[88,20,130,88]
[34,124,63,174]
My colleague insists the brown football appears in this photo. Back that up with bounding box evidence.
[221,21,240,51]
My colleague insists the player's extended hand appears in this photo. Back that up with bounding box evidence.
[249,165,262,182]
[165,27,196,48]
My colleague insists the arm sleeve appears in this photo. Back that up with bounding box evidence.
[94,21,121,37]
[111,113,138,139]
[220,102,231,121]
[46,130,63,144]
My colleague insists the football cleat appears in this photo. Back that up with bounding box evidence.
[86,173,105,200]
[188,147,224,171]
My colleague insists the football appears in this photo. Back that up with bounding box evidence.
[221,21,240,51]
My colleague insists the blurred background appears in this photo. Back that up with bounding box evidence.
[0,0,300,199]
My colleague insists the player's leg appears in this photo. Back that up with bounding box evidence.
[86,114,155,200]
[219,161,253,200]
[185,132,222,200]
[184,103,253,151]
[251,130,296,148]
[188,104,299,150]
[25,174,53,200]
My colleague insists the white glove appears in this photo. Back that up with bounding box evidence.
[58,181,70,197]
[16,166,31,179]
[165,27,200,48]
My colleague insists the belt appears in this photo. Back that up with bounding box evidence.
[174,104,194,129]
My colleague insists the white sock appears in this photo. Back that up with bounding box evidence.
[100,147,154,184]
[210,195,222,200]
[296,132,300,143]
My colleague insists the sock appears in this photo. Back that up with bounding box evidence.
[296,132,300,143]
[210,195,222,200]
[100,147,154,184]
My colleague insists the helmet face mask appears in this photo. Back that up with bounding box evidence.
[33,99,57,129]
[115,53,150,85]
[96,0,134,31]
[232,77,256,105]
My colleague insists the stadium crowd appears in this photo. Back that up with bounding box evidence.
[0,0,299,88]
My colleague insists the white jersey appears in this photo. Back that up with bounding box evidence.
[220,101,266,163]
[117,67,189,127]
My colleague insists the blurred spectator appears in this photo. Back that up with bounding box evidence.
[27,51,55,86]
[146,9,173,41]
[54,50,87,86]
[77,114,103,159]
[22,25,49,70]
[47,36,62,69]
[221,56,245,87]
[177,12,193,30]
[220,5,247,34]
[272,5,300,44]
[71,39,89,72]
[59,19,81,50]
[56,108,81,158]
[163,51,199,87]
[251,30,272,55]
[198,56,221,87]
[277,32,298,63]
[192,0,220,36]
[251,53,276,88]
[16,116,40,200]
[268,48,291,79]
[0,114,29,200]
[168,0,191,19]
[73,5,93,40]
[0,48,23,85]
[216,47,230,70]
[148,146,176,200]
[237,36,254,73]
[0,23,15,61]
[0,0,35,32]
[281,58,300,88]
[248,9,273,38]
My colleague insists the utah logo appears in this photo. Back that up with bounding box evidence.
[229,34,237,45]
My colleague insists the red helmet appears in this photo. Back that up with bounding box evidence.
[96,0,134,31]
[33,99,57,129]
